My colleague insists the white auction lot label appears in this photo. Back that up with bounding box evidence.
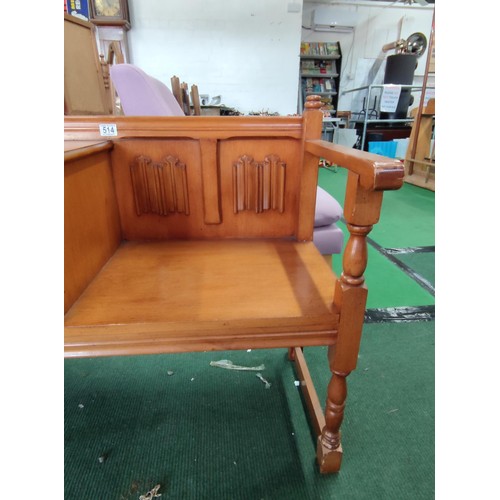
[99,124,118,136]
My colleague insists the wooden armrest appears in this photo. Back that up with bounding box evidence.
[305,139,404,191]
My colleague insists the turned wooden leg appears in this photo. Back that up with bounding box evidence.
[317,345,350,473]
[316,214,373,472]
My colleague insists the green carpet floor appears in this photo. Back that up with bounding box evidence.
[321,167,435,310]
[319,167,435,248]
[394,252,435,289]
[65,321,434,499]
[65,166,435,499]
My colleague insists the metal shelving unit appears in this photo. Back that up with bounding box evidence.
[342,84,435,151]
[298,42,342,116]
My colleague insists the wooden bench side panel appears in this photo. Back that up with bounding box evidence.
[111,136,304,240]
[64,150,122,312]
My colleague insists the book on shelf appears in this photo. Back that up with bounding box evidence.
[300,60,316,71]
[303,78,336,94]
[325,43,339,56]
[300,42,339,57]
[300,60,335,75]
[300,42,310,55]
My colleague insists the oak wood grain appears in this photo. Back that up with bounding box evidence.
[64,115,304,141]
[64,140,112,162]
[65,240,339,357]
[64,147,121,312]
[305,139,404,191]
[110,137,303,240]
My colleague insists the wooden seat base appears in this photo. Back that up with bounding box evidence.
[65,240,339,358]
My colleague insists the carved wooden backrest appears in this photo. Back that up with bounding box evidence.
[64,109,323,242]
[111,137,303,240]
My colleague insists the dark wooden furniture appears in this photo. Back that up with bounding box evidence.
[64,96,404,473]
[354,123,412,151]
[171,75,201,116]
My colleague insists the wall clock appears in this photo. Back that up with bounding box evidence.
[89,0,130,27]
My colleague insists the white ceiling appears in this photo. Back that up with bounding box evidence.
[304,1,435,5]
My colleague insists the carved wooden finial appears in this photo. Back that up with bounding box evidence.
[305,95,323,110]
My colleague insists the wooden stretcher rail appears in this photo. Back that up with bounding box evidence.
[65,327,339,358]
[293,347,326,439]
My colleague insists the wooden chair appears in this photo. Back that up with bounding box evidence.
[64,95,404,473]
[170,75,182,108]
[171,75,201,115]
[190,84,201,116]
[100,41,126,115]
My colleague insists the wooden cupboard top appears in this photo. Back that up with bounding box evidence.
[65,240,339,357]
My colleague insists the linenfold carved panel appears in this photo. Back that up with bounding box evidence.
[233,154,286,214]
[130,155,189,216]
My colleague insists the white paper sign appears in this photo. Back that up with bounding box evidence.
[99,124,118,136]
[424,88,435,107]
[380,85,402,113]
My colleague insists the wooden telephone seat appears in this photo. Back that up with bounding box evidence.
[64,96,404,473]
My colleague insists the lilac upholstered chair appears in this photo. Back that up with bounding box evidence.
[314,186,344,256]
[109,64,344,258]
[110,64,184,116]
